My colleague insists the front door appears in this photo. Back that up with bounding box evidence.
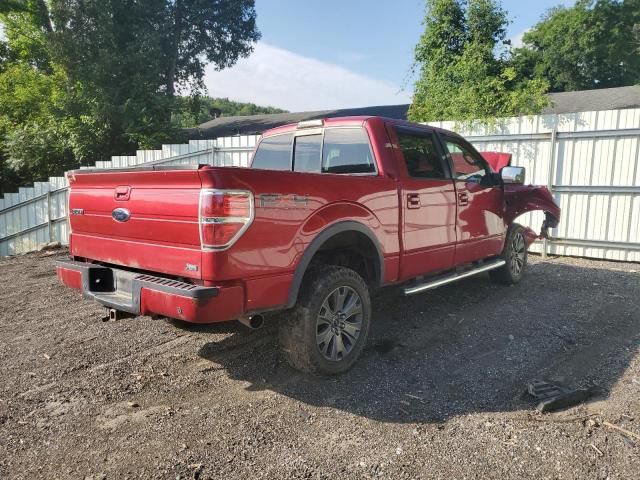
[439,134,505,265]
[391,126,457,280]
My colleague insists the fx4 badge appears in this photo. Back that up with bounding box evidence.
[259,193,309,208]
[112,208,131,222]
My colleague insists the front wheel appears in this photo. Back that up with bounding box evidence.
[490,223,528,284]
[279,266,371,375]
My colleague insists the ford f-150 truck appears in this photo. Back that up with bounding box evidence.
[56,116,560,374]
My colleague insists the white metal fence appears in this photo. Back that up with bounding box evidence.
[1,108,639,261]
[0,135,258,256]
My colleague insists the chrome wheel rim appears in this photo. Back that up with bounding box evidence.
[510,232,526,276]
[316,286,363,361]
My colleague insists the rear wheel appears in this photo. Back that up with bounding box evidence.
[279,266,371,375]
[490,223,528,284]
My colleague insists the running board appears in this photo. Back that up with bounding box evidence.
[403,259,506,296]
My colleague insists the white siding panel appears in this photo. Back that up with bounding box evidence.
[630,196,640,243]
[612,138,637,186]
[607,195,633,242]
[618,108,640,129]
[591,140,615,185]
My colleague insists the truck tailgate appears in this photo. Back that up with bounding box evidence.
[68,167,204,280]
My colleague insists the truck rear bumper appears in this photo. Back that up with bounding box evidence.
[55,260,244,324]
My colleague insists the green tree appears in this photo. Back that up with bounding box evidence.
[172,96,288,127]
[160,1,260,96]
[512,0,640,92]
[0,0,260,194]
[409,0,549,123]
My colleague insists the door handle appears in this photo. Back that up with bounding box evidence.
[114,185,131,201]
[458,192,469,206]
[407,193,420,209]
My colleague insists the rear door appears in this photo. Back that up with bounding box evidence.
[391,126,457,280]
[438,134,506,264]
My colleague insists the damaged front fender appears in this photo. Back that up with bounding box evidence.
[504,185,561,244]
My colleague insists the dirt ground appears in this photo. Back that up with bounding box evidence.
[0,249,639,479]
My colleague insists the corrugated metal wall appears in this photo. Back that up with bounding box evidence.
[1,108,639,261]
[0,136,258,256]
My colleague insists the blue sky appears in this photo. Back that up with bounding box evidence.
[205,0,573,111]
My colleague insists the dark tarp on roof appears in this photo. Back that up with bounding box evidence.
[187,104,410,139]
[189,86,640,139]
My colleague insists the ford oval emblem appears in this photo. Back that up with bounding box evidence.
[112,208,131,222]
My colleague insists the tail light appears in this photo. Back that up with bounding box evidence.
[199,189,254,250]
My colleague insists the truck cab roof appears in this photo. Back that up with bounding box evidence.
[260,115,455,139]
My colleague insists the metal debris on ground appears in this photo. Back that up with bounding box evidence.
[527,380,593,413]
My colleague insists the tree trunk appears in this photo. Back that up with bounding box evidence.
[34,0,54,34]
[166,0,183,97]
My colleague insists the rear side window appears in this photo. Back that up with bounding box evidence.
[293,134,322,173]
[322,128,375,174]
[251,133,293,170]
[396,129,447,179]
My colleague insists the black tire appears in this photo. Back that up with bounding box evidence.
[490,223,528,285]
[279,266,371,375]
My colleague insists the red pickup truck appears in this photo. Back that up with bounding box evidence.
[56,116,560,374]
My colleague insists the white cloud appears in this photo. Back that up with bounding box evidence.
[203,43,411,112]
[510,29,528,49]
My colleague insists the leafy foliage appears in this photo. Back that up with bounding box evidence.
[512,0,640,92]
[0,0,260,194]
[172,96,288,128]
[409,0,549,123]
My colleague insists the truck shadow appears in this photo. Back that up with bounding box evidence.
[197,260,640,423]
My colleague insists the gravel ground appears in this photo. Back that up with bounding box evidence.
[0,249,639,479]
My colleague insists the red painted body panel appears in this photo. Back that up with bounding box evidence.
[140,285,244,323]
[57,266,82,290]
[504,184,561,226]
[71,233,203,280]
[61,116,561,324]
[69,169,203,279]
[399,180,457,279]
[195,166,400,307]
[453,180,506,264]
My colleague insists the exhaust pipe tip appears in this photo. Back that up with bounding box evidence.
[238,314,265,330]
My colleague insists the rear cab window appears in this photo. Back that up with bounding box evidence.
[251,133,293,170]
[293,134,322,173]
[252,127,376,175]
[322,128,376,174]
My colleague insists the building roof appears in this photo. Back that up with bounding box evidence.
[545,85,640,115]
[189,85,640,139]
[186,104,410,139]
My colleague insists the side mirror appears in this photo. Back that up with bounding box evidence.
[501,166,525,184]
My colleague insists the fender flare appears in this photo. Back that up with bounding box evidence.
[286,221,385,308]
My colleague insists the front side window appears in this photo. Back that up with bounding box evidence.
[442,137,491,185]
[322,128,375,174]
[251,133,293,170]
[293,134,322,173]
[396,128,447,179]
